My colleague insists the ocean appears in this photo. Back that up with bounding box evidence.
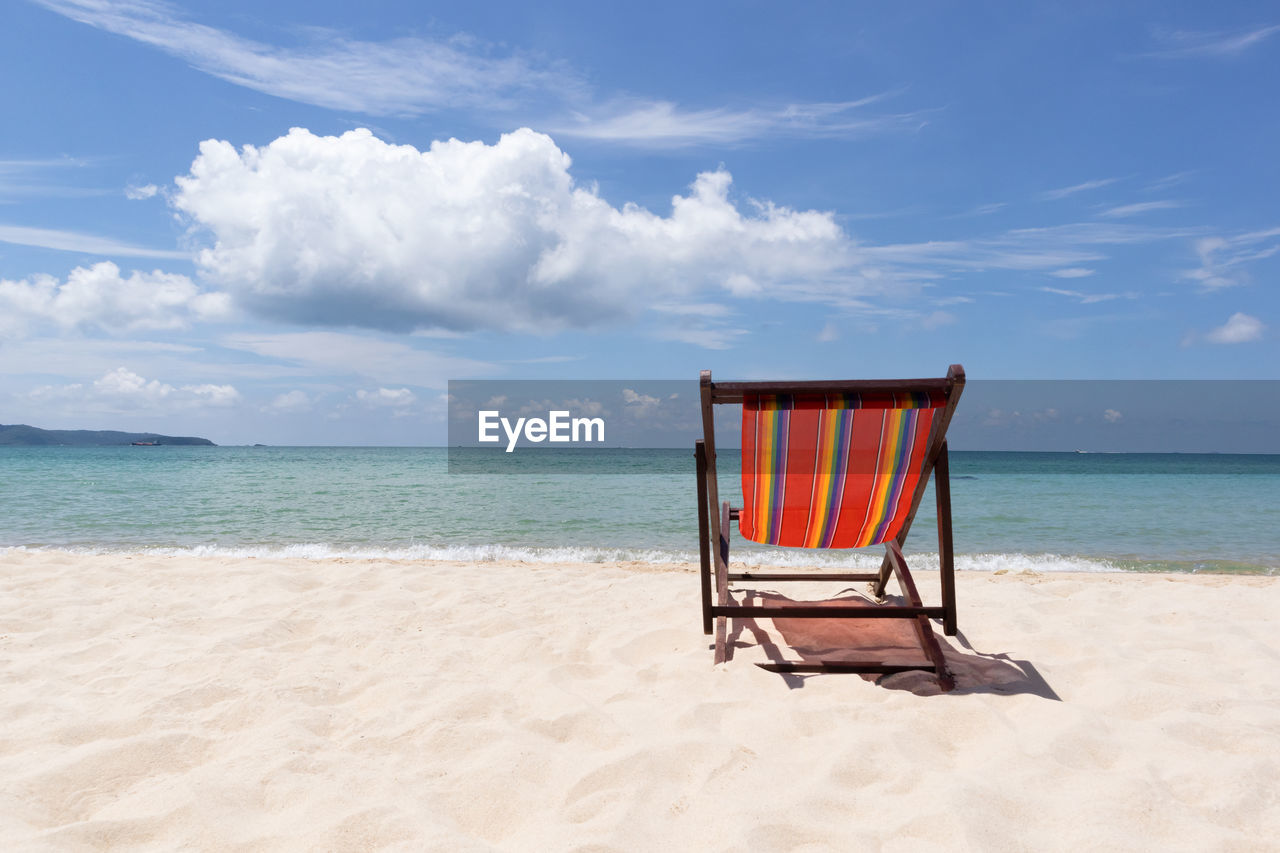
[1,447,1277,574]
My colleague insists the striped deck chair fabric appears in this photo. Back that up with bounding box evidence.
[740,390,947,549]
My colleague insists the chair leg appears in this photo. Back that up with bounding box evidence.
[713,500,732,665]
[935,442,957,636]
[695,442,713,635]
[886,541,954,691]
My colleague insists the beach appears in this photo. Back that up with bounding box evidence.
[2,551,1277,850]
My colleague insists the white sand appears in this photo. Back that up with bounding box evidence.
[1,551,1278,851]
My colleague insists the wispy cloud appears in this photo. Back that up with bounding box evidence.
[35,1,926,147]
[1144,171,1194,192]
[1039,286,1131,305]
[1143,25,1280,58]
[1184,226,1280,289]
[0,223,188,258]
[1049,268,1095,278]
[0,156,105,201]
[35,0,585,116]
[947,202,1007,218]
[1040,178,1119,201]
[551,94,931,147]
[1098,200,1183,218]
[220,331,496,388]
[654,324,749,350]
[862,222,1198,276]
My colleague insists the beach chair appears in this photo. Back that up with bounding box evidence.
[695,365,965,689]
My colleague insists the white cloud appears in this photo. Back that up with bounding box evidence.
[1144,25,1280,58]
[34,3,921,146]
[621,388,661,411]
[654,324,749,350]
[125,182,158,199]
[817,322,839,342]
[1103,409,1123,423]
[268,389,313,413]
[562,397,604,417]
[1098,200,1183,218]
[552,95,930,147]
[919,310,956,330]
[174,127,853,333]
[862,222,1197,278]
[94,365,174,402]
[650,302,736,318]
[1049,268,1095,278]
[220,331,496,387]
[29,367,241,412]
[183,382,241,406]
[1205,312,1264,344]
[357,387,416,407]
[963,202,1007,217]
[0,261,231,337]
[0,157,103,201]
[1040,178,1118,201]
[0,224,187,258]
[1040,286,1126,305]
[1184,227,1280,290]
[1145,171,1193,192]
[35,0,583,117]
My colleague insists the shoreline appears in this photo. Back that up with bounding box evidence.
[2,550,1278,848]
[2,545,1275,576]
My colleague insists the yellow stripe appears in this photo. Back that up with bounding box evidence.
[804,411,838,547]
[859,410,905,547]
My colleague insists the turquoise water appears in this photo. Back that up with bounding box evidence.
[1,447,1277,573]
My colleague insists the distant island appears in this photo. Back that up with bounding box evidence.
[0,424,215,447]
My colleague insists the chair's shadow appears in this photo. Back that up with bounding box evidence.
[720,588,1060,698]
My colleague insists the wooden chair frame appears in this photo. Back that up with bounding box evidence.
[695,365,965,689]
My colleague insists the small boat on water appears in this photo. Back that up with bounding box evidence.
[131,441,158,446]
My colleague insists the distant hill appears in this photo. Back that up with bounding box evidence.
[0,424,215,446]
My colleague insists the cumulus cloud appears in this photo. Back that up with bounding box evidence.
[1205,312,1264,344]
[29,367,241,412]
[0,262,231,337]
[356,387,417,407]
[621,388,661,415]
[173,127,852,334]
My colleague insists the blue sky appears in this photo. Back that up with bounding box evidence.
[1,1,1277,445]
